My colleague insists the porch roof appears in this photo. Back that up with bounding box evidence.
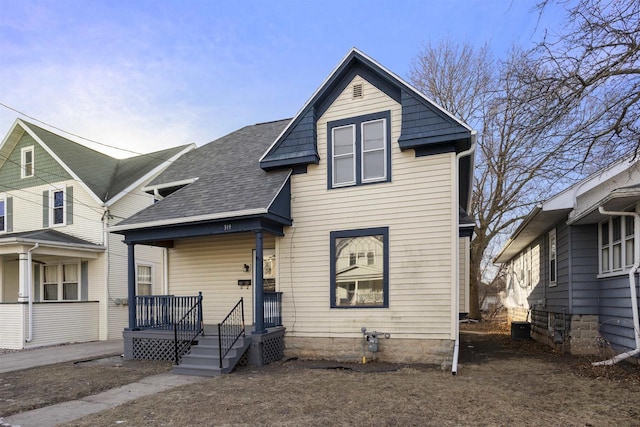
[110,119,294,243]
[0,229,105,251]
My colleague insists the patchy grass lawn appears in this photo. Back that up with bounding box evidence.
[0,357,171,417]
[64,325,640,427]
[3,321,640,427]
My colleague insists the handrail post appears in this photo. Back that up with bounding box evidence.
[218,323,223,369]
[241,297,245,336]
[198,291,203,335]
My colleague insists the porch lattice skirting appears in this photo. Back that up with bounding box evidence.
[124,329,192,361]
[248,327,285,366]
[124,327,286,367]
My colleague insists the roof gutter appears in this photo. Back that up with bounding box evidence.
[592,207,640,366]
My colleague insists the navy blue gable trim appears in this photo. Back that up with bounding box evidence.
[459,226,475,238]
[399,90,471,155]
[260,154,319,171]
[260,109,317,170]
[413,143,457,157]
[268,178,292,222]
[315,63,401,118]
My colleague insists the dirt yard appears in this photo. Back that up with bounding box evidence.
[3,323,640,427]
[0,357,172,417]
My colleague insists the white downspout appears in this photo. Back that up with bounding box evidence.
[25,243,39,343]
[452,131,477,375]
[592,207,640,365]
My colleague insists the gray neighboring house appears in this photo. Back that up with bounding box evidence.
[495,157,640,361]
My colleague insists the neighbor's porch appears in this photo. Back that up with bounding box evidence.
[0,234,104,349]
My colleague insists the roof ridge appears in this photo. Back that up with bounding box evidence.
[20,119,117,160]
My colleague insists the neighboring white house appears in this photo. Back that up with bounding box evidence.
[0,118,194,349]
[112,48,476,372]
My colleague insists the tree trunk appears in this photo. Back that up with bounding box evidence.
[468,252,482,320]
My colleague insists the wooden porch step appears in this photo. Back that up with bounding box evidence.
[172,334,251,377]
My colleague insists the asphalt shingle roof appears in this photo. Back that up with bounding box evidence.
[23,121,190,202]
[118,119,292,227]
[0,229,103,248]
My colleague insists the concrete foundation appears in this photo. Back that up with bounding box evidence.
[284,336,454,365]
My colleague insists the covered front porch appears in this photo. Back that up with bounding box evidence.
[114,213,291,371]
[0,230,105,349]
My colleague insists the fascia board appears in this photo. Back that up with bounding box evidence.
[108,208,268,233]
[543,157,639,211]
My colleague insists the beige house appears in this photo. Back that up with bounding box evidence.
[112,49,476,375]
[0,118,193,349]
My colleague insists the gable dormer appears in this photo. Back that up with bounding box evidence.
[260,48,473,172]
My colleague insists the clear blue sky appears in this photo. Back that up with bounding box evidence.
[0,0,565,157]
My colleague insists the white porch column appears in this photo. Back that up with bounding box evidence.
[17,252,29,303]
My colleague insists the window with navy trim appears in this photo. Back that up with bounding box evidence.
[330,227,389,308]
[327,111,391,189]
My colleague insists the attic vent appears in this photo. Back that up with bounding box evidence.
[352,83,363,99]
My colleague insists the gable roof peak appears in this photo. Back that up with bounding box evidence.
[1,118,193,204]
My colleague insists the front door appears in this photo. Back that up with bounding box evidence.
[252,249,276,321]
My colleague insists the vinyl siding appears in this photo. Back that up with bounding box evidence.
[0,303,25,349]
[504,236,544,311]
[0,132,72,191]
[570,224,599,314]
[598,275,640,352]
[5,179,103,244]
[279,75,456,340]
[25,302,99,348]
[168,233,275,325]
[546,221,570,310]
[107,187,164,338]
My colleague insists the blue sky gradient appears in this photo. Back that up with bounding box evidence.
[0,0,565,157]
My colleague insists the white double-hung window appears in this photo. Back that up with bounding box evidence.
[328,111,390,189]
[21,146,34,178]
[332,125,356,186]
[600,214,635,274]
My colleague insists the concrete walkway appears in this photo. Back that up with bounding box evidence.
[0,340,124,374]
[1,372,208,427]
[0,339,210,427]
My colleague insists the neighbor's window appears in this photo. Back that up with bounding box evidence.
[548,229,557,286]
[328,111,391,189]
[43,265,58,301]
[63,264,79,300]
[52,189,65,226]
[600,214,635,274]
[21,146,34,178]
[137,265,152,296]
[43,264,80,301]
[330,227,389,308]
